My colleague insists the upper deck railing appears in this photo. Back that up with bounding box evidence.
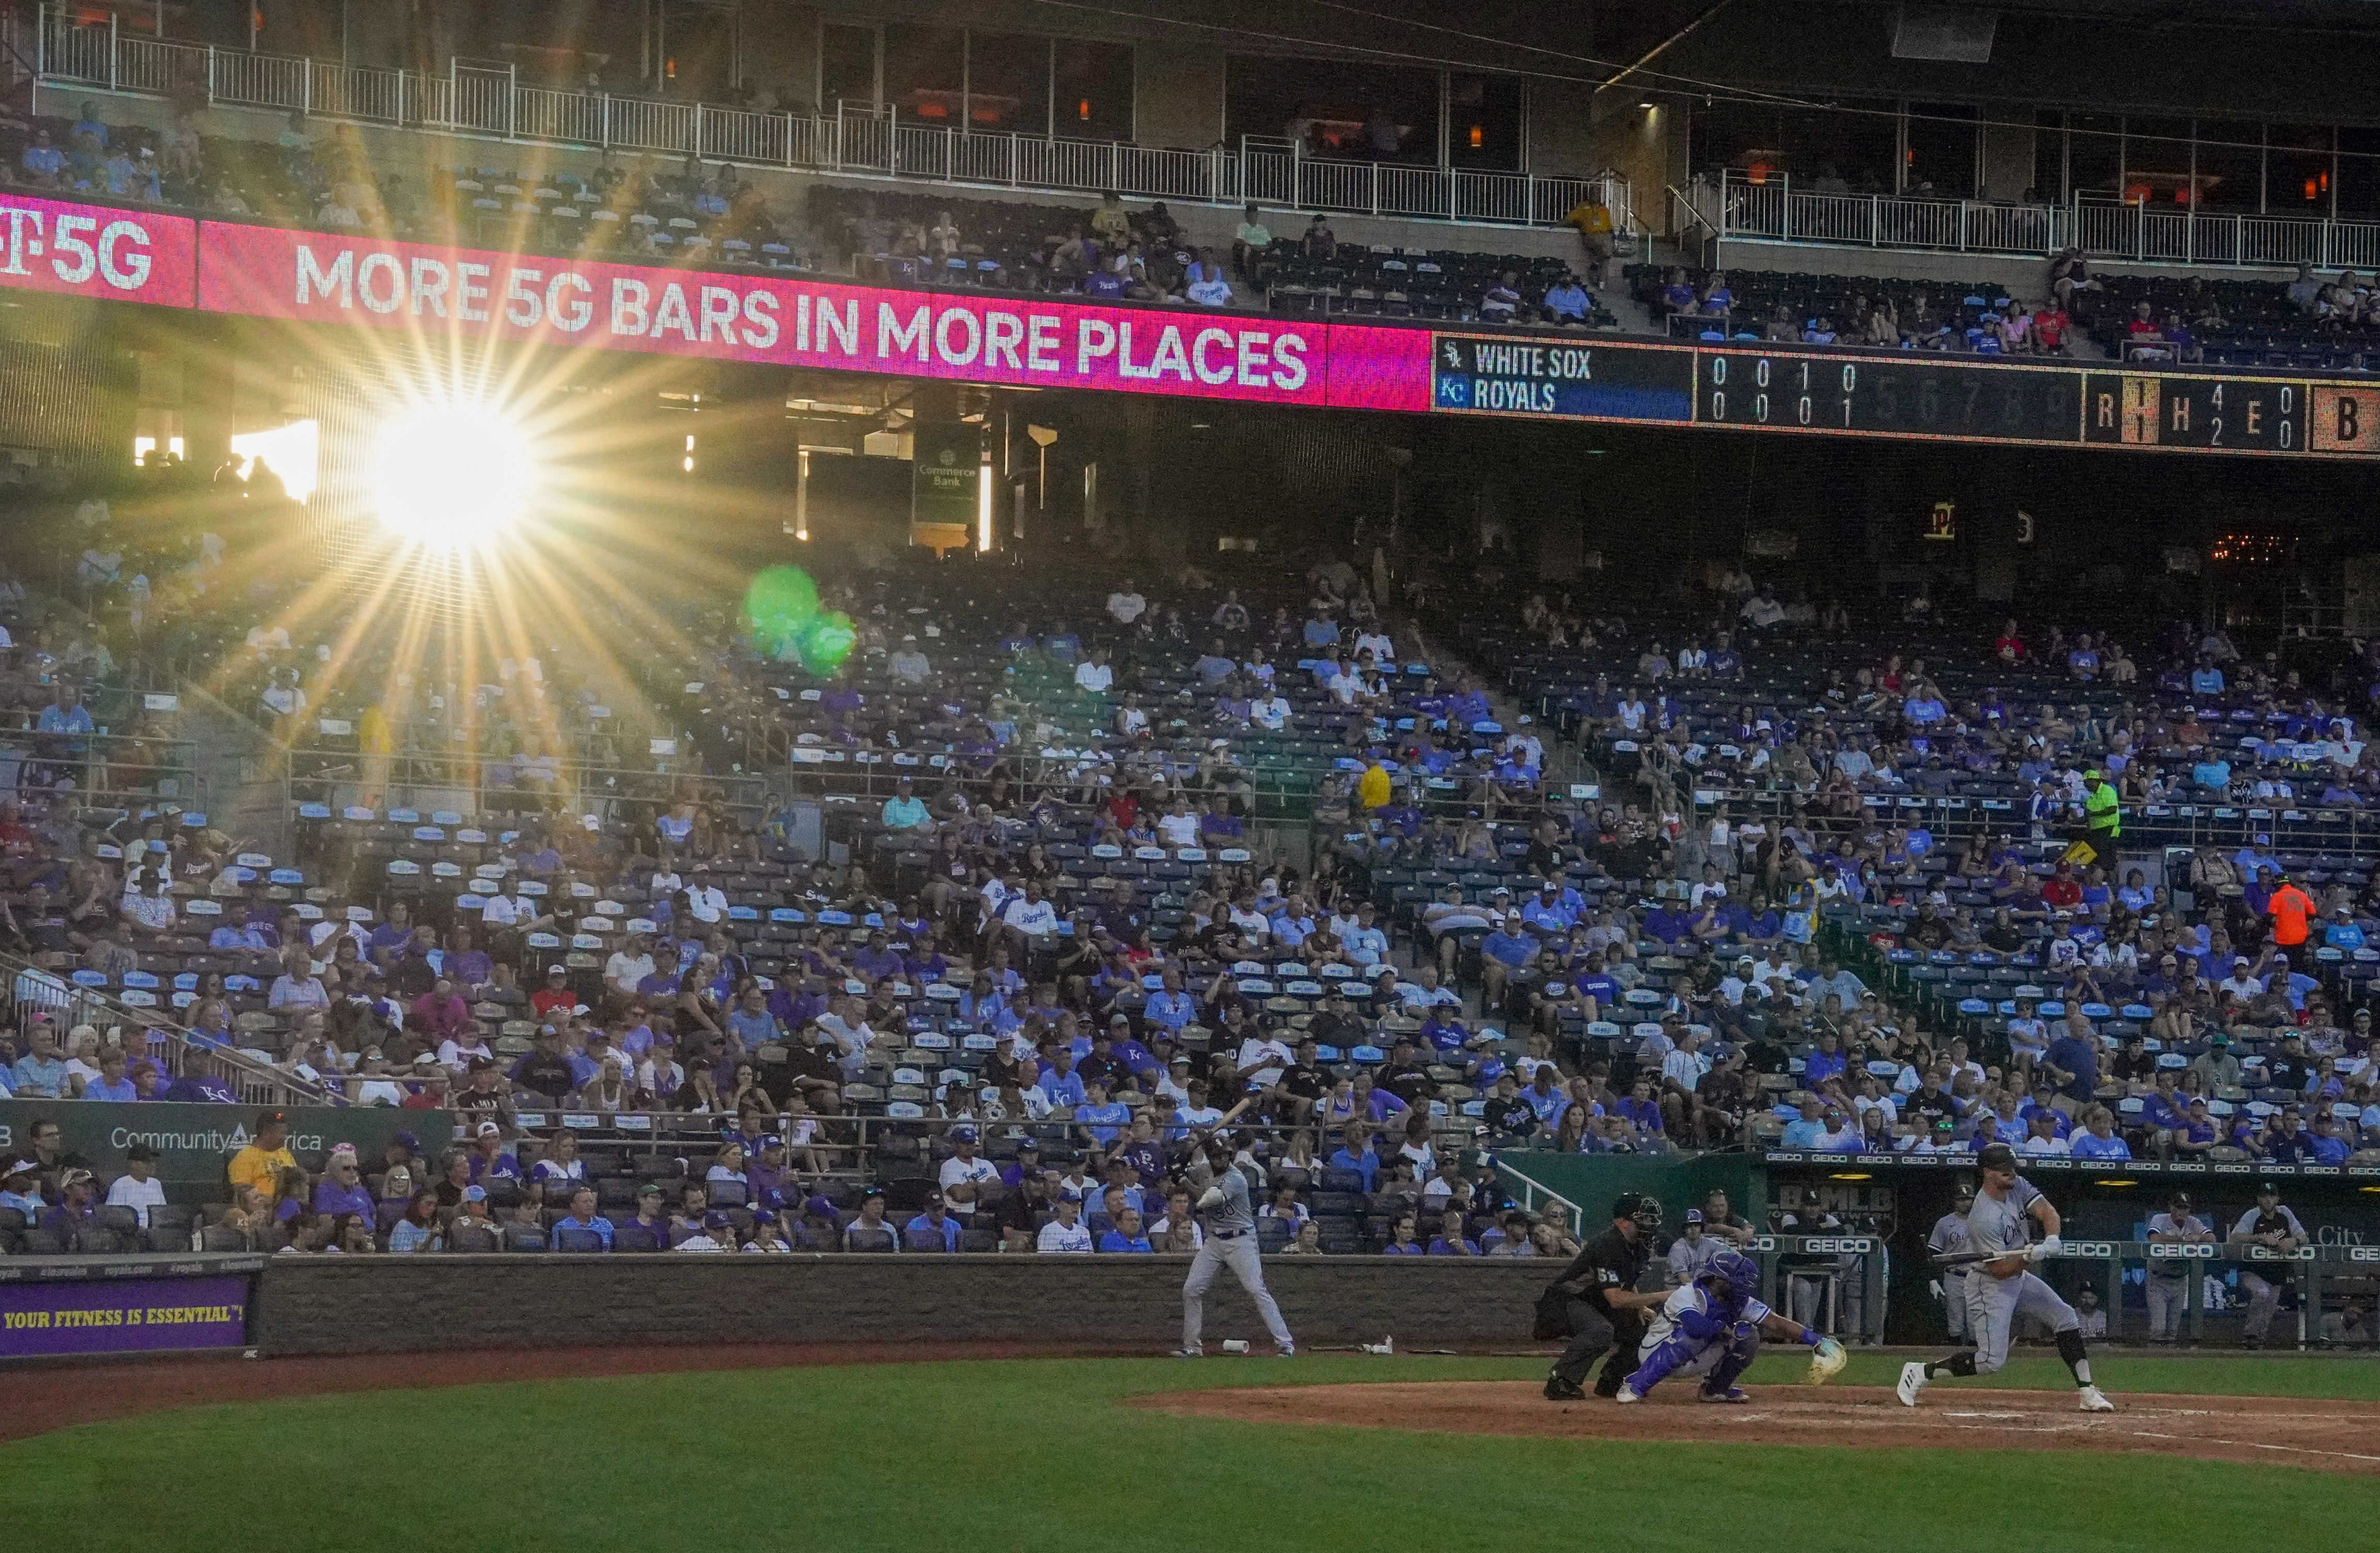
[21,7,1632,237]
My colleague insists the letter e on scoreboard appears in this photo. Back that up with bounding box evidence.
[2314,386,2380,454]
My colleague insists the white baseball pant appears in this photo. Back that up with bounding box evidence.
[1182,1230,1293,1353]
[1963,1268,2078,1374]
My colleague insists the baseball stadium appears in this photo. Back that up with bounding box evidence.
[3,2,2379,1548]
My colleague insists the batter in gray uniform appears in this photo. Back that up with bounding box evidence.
[1898,1144,2115,1413]
[1175,1102,1296,1357]
[1924,1185,1975,1342]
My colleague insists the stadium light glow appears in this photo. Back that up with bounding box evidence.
[229,419,320,502]
[369,401,536,550]
[977,460,994,552]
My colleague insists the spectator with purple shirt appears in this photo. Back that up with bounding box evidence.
[310,1144,375,1219]
[745,1136,792,1210]
[465,1121,520,1183]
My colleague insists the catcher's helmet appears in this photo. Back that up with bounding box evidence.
[1977,1142,2018,1174]
[1700,1248,1760,1298]
[1612,1191,1664,1233]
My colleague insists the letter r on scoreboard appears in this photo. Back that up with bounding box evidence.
[2314,386,2380,453]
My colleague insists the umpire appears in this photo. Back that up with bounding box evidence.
[1538,1191,1668,1400]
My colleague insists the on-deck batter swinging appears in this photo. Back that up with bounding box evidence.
[1897,1143,2115,1413]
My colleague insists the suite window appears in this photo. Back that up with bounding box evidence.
[883,24,965,122]
[2066,113,2121,200]
[2191,121,2261,212]
[1054,39,1134,142]
[1903,102,1977,197]
[821,23,878,108]
[966,31,1052,134]
[2268,123,2334,217]
[1447,72,1522,172]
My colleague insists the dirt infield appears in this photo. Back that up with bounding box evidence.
[0,1340,1124,1446]
[1131,1382,2380,1476]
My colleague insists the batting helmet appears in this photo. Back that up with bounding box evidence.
[1700,1248,1760,1298]
[1977,1142,2018,1174]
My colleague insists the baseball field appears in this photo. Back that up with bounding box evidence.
[3,1346,2374,1551]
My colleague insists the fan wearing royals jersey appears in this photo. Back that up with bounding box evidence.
[1616,1248,1841,1404]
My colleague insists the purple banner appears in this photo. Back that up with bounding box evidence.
[0,1276,249,1358]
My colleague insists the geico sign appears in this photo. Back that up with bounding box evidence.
[2148,1244,2217,1259]
[1799,1237,1873,1252]
[2346,1247,2380,1263]
[2053,1242,2116,1258]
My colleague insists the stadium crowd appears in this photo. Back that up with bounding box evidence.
[1,482,2378,1282]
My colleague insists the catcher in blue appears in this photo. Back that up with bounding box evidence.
[1897,1143,2115,1413]
[1615,1248,1845,1403]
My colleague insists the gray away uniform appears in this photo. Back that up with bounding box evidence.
[1181,1159,1294,1354]
[1961,1175,2078,1373]
[1927,1209,1972,1341]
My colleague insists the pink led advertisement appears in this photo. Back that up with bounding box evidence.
[197,222,1424,410]
[0,194,197,308]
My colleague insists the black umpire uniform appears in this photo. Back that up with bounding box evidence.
[1539,1191,1658,1398]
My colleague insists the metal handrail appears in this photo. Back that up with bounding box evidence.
[0,943,328,1106]
[1486,1156,1583,1231]
[1709,166,2380,269]
[280,745,776,823]
[19,6,1622,233]
[0,726,206,812]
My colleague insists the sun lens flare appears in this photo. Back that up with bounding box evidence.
[369,401,537,550]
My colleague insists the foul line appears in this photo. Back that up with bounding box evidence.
[2123,1431,2380,1466]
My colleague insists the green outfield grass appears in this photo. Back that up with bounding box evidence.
[3,1352,2374,1553]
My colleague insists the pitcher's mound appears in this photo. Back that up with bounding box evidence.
[1129,1382,2380,1475]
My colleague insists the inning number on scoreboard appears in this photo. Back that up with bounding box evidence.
[1702,355,1858,428]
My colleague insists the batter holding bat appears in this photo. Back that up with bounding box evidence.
[1173,1099,1296,1358]
[1898,1143,2115,1413]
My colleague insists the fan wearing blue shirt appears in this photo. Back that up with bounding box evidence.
[1037,1050,1088,1108]
[903,1197,963,1251]
[1077,1082,1131,1147]
[2068,1107,2132,1160]
[1097,1209,1153,1252]
[1327,1125,1382,1191]
[1144,974,1198,1033]
[1480,918,1539,1004]
[556,1186,615,1248]
[1780,1096,1827,1150]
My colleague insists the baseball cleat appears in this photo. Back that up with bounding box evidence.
[1170,1348,1203,1359]
[1697,1386,1751,1404]
[2077,1385,2115,1413]
[1276,1343,1296,1357]
[1543,1375,1586,1402]
[1895,1362,1930,1408]
[1614,1384,1643,1404]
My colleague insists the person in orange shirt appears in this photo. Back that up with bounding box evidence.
[2266,873,2315,950]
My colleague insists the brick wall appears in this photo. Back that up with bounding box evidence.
[255,1254,1555,1356]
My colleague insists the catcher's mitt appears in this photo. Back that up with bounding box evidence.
[1805,1336,1847,1385]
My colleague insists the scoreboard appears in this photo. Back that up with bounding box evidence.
[1428,331,2380,460]
[1429,335,1694,421]
[1700,350,2078,443]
